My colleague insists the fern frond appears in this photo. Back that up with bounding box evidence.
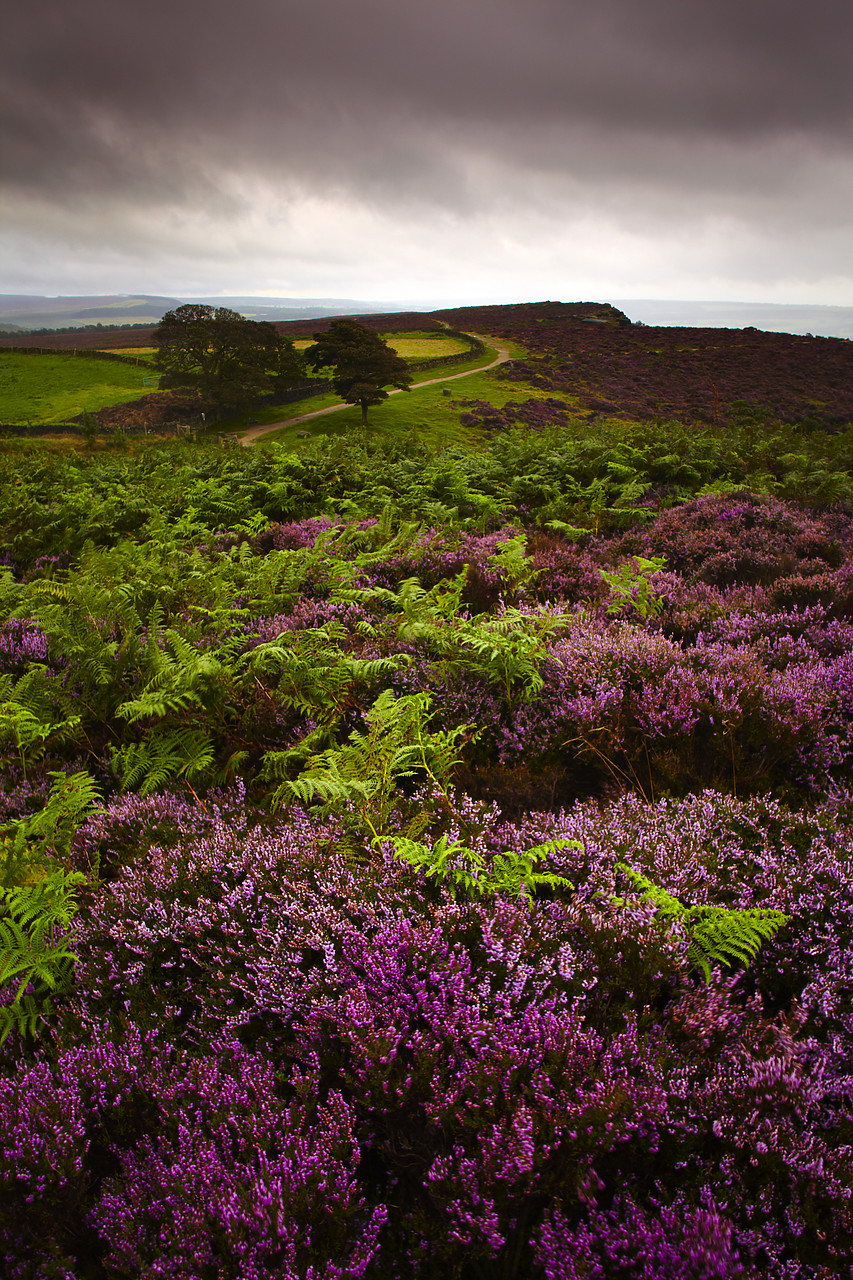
[0,995,55,1047]
[683,906,789,981]
[30,580,73,601]
[0,867,85,1042]
[391,836,577,901]
[272,689,474,839]
[6,771,103,870]
[244,630,404,727]
[614,863,788,980]
[545,520,589,541]
[614,864,682,917]
[111,728,215,795]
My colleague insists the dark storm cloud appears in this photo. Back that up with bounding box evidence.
[4,0,853,212]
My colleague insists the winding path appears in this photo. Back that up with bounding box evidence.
[237,335,511,446]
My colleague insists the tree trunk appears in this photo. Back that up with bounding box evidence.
[360,400,369,426]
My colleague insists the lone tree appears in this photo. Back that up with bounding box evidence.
[304,319,412,426]
[154,304,303,412]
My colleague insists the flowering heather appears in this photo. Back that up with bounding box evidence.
[263,515,339,550]
[0,787,852,1275]
[435,302,853,427]
[4,395,853,1273]
[0,617,49,671]
[616,493,850,588]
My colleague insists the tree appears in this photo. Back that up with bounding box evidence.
[154,304,303,412]
[304,319,412,426]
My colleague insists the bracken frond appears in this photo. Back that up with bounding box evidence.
[615,863,788,981]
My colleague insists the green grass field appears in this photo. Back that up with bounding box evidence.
[292,332,473,359]
[251,366,584,450]
[0,352,165,425]
[0,329,525,435]
[98,347,158,362]
[219,339,509,438]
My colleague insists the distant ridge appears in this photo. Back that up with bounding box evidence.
[0,294,416,332]
[610,299,853,340]
[5,293,853,342]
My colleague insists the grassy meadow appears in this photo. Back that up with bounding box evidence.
[0,350,163,424]
[97,346,158,361]
[292,331,474,358]
[0,329,490,431]
[220,336,514,442]
[250,369,584,449]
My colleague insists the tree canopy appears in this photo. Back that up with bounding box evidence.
[154,304,303,412]
[304,319,412,425]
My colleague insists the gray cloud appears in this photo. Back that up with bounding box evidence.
[3,0,853,300]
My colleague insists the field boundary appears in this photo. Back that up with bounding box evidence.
[0,346,148,366]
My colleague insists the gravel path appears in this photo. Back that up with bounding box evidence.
[237,336,511,445]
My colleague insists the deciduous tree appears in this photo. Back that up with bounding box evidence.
[154,304,303,412]
[304,319,412,425]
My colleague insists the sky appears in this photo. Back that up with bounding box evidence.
[3,0,853,306]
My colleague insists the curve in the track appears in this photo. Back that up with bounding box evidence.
[237,335,511,446]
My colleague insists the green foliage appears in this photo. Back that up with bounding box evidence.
[245,624,404,729]
[28,574,150,708]
[1,770,103,889]
[545,519,589,541]
[600,556,667,620]
[342,562,559,702]
[0,771,101,1045]
[614,863,789,980]
[304,319,413,425]
[400,599,565,703]
[116,626,228,724]
[0,670,81,779]
[110,728,216,796]
[0,868,87,1044]
[390,834,578,902]
[268,689,473,841]
[154,304,303,410]
[485,532,540,591]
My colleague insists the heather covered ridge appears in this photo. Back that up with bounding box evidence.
[2,311,853,1277]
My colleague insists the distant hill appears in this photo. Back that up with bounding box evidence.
[0,299,630,349]
[0,294,417,332]
[431,302,853,428]
[0,295,182,330]
[3,298,852,431]
[6,294,852,340]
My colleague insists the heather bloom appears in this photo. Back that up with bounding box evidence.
[1,783,846,1274]
[4,425,853,1275]
[0,617,50,670]
[533,1197,743,1280]
[0,1027,385,1278]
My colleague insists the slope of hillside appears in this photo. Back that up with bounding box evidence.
[430,302,853,428]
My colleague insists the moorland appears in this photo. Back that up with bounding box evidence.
[1,301,853,1278]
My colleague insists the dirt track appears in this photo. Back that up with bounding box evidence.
[237,337,511,445]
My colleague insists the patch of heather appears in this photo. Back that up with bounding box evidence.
[2,787,853,1275]
[458,396,572,435]
[615,493,850,588]
[0,617,50,671]
[0,1027,384,1279]
[7,416,853,1276]
[524,531,608,606]
[262,515,339,550]
[434,304,853,427]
